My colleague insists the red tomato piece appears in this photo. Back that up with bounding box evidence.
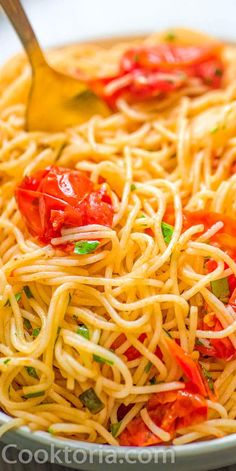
[90,44,223,108]
[119,389,208,446]
[165,337,207,397]
[15,166,114,247]
[197,315,236,362]
[111,333,163,361]
[111,333,147,360]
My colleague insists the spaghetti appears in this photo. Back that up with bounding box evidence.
[1,28,236,446]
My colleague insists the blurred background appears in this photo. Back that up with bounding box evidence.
[0,0,236,63]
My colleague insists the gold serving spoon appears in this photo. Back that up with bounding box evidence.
[0,0,110,131]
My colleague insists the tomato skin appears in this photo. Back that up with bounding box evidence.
[119,389,208,446]
[120,45,222,73]
[15,166,113,246]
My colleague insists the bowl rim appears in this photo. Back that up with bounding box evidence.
[1,409,236,458]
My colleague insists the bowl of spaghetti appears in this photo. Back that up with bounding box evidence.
[1,24,236,470]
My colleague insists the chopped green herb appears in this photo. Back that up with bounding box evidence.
[23,286,33,299]
[210,126,219,134]
[161,221,174,244]
[215,68,223,77]
[202,366,214,392]
[211,277,230,303]
[15,292,22,303]
[165,32,176,42]
[77,324,90,340]
[3,358,11,365]
[55,326,61,342]
[26,367,39,379]
[134,54,140,62]
[150,376,157,385]
[23,318,32,330]
[144,361,152,373]
[130,184,136,192]
[163,328,172,338]
[74,240,99,255]
[23,391,45,399]
[5,292,22,307]
[195,339,204,347]
[79,387,104,414]
[48,427,54,435]
[32,327,40,338]
[139,214,146,219]
[93,354,113,366]
[111,422,121,437]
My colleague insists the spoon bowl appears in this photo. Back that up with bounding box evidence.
[0,0,110,132]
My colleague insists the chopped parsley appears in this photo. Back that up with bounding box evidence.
[144,361,152,373]
[3,358,11,365]
[15,292,22,303]
[201,366,214,392]
[23,318,32,330]
[93,354,114,366]
[211,277,230,304]
[77,324,90,340]
[195,339,204,347]
[161,221,174,244]
[26,367,39,379]
[210,126,219,134]
[111,422,121,437]
[79,387,104,414]
[130,184,136,192]
[74,240,99,255]
[23,391,45,399]
[165,32,176,42]
[23,286,33,299]
[32,327,40,338]
[5,292,22,307]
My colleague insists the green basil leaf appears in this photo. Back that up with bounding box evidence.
[23,286,33,299]
[23,391,45,399]
[77,325,90,340]
[79,388,104,414]
[26,367,39,379]
[74,240,99,255]
[161,221,174,244]
[111,422,121,437]
[23,318,32,330]
[93,354,113,366]
[211,278,230,303]
[32,328,40,338]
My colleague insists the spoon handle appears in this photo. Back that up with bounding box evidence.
[0,0,47,69]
